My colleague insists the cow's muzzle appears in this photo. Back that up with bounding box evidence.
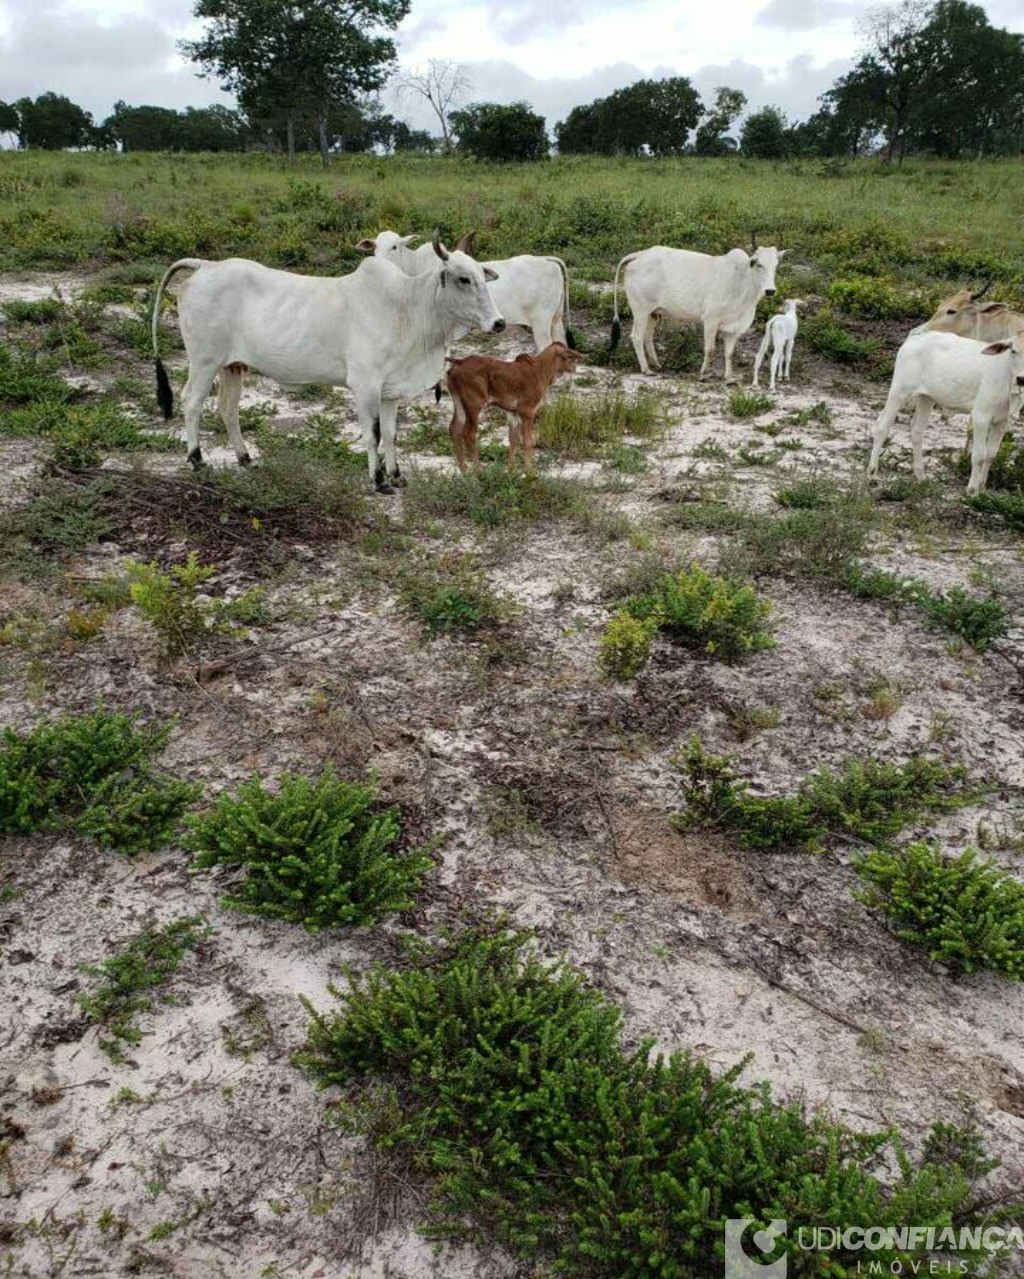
[765,288,776,296]
[491,318,506,334]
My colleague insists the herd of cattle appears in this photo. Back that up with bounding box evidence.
[150,230,1024,495]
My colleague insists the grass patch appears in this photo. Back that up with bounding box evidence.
[538,390,662,459]
[856,843,1024,978]
[297,923,994,1278]
[0,709,201,853]
[966,490,1024,532]
[727,389,774,420]
[402,466,588,530]
[397,554,510,637]
[0,343,71,407]
[78,917,208,1061]
[126,554,268,657]
[802,306,884,369]
[185,767,432,930]
[674,737,974,854]
[607,561,774,670]
[772,475,836,509]
[845,567,1008,651]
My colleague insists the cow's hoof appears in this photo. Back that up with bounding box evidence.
[187,448,205,470]
[238,451,252,467]
[375,482,396,496]
[390,469,408,488]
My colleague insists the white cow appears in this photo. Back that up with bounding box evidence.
[752,299,804,391]
[356,229,571,351]
[867,329,1024,488]
[964,330,1024,495]
[151,232,504,492]
[610,240,786,380]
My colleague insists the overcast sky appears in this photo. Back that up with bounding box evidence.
[1,0,1021,130]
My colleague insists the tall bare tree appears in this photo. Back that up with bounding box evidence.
[395,59,470,152]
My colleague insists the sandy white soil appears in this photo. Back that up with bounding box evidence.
[1,274,1023,1277]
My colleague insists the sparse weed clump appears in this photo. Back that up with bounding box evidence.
[620,561,775,664]
[78,917,208,1060]
[727,389,774,420]
[598,610,657,680]
[402,466,587,530]
[185,768,431,930]
[397,554,510,637]
[126,554,268,657]
[538,390,662,459]
[844,567,1008,651]
[967,490,1024,531]
[0,709,200,852]
[856,843,1024,978]
[675,737,974,854]
[298,924,992,1278]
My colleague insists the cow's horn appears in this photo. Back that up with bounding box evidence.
[432,228,450,262]
[971,278,993,300]
[455,231,477,254]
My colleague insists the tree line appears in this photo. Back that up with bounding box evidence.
[0,0,1020,162]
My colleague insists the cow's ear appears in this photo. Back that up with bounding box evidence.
[402,233,419,246]
[778,249,788,258]
[982,341,1012,355]
[483,267,499,282]
[355,239,376,253]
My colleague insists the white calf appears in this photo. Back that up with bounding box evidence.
[965,330,1024,495]
[752,299,803,390]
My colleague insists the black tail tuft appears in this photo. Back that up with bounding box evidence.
[155,358,174,421]
[565,327,577,352]
[609,317,621,352]
[434,381,443,403]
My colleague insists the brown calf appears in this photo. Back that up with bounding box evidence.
[445,342,580,471]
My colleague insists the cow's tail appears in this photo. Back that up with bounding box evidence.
[151,258,204,421]
[610,252,640,353]
[545,256,575,350]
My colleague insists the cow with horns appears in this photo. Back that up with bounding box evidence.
[610,232,786,380]
[151,230,504,492]
[912,281,1024,344]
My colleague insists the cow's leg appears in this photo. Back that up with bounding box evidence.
[355,389,390,492]
[378,399,406,488]
[967,413,1005,495]
[752,332,770,388]
[770,343,783,392]
[552,313,567,347]
[722,332,741,384]
[699,323,718,379]
[867,389,907,478]
[784,337,795,381]
[529,316,550,352]
[216,365,251,466]
[643,314,661,372]
[520,411,537,471]
[908,394,935,480]
[181,360,220,469]
[449,394,468,471]
[508,417,522,468]
[630,310,653,375]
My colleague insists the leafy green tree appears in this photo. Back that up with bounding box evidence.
[451,101,548,162]
[183,0,410,165]
[740,105,790,158]
[389,120,436,152]
[0,101,18,135]
[554,77,701,156]
[693,86,746,155]
[13,92,95,150]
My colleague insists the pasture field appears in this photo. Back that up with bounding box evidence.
[2,151,1024,1278]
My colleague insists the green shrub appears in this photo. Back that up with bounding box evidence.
[772,476,836,509]
[720,501,872,582]
[827,276,921,320]
[675,737,973,853]
[397,555,509,636]
[0,343,71,407]
[856,843,1024,977]
[598,610,657,679]
[78,917,208,1060]
[727,389,774,420]
[844,568,1008,651]
[0,709,199,852]
[185,768,432,930]
[538,390,661,458]
[802,306,883,368]
[126,553,266,656]
[624,562,774,662]
[966,489,1024,531]
[298,925,988,1279]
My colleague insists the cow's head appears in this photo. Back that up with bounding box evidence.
[749,246,786,296]
[912,285,1011,339]
[355,229,419,263]
[982,329,1024,389]
[546,341,581,379]
[432,228,504,336]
